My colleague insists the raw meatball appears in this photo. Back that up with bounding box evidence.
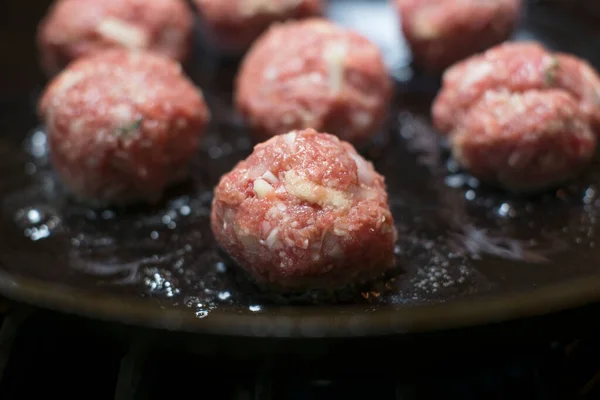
[193,0,324,54]
[235,18,393,146]
[38,49,210,205]
[37,0,193,75]
[451,90,597,192]
[210,129,397,291]
[394,0,522,73]
[433,41,600,135]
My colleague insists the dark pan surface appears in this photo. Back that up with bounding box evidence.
[1,0,600,337]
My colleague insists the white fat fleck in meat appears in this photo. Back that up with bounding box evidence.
[222,208,234,230]
[283,170,350,209]
[53,71,85,99]
[282,130,297,149]
[126,50,145,65]
[322,232,345,259]
[288,58,304,72]
[376,214,387,229]
[261,170,279,184]
[69,118,85,135]
[265,227,280,249]
[261,221,272,236]
[460,61,494,91]
[508,94,527,114]
[349,151,375,185]
[324,41,347,95]
[247,163,268,178]
[353,186,377,200]
[311,21,337,34]
[176,118,188,129]
[412,9,440,39]
[333,226,349,236]
[96,18,149,49]
[264,66,278,80]
[278,251,288,268]
[308,72,324,84]
[297,238,309,249]
[234,220,251,237]
[266,205,279,219]
[253,178,274,198]
[111,104,134,124]
[310,240,322,261]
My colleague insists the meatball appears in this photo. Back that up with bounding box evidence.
[433,41,600,135]
[37,0,193,75]
[210,129,397,291]
[395,0,522,73]
[235,18,393,146]
[193,0,324,54]
[38,49,210,205]
[451,90,597,192]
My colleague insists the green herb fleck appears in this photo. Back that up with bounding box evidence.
[116,117,143,139]
[544,56,559,86]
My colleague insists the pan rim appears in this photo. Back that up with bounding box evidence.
[0,261,599,337]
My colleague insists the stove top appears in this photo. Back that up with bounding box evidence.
[0,300,598,400]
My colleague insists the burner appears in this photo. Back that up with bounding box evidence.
[0,302,599,399]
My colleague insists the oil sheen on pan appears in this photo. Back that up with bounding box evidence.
[1,0,600,334]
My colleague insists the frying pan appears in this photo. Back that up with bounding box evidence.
[1,0,600,340]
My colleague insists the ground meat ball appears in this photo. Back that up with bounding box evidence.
[451,90,597,192]
[37,0,193,75]
[433,41,600,135]
[235,18,392,146]
[210,129,397,291]
[395,0,522,73]
[38,49,210,205]
[193,0,324,54]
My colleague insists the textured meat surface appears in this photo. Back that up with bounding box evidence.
[451,90,597,192]
[38,49,210,205]
[193,0,323,54]
[37,0,193,75]
[433,42,600,135]
[395,0,522,73]
[210,129,397,291]
[235,18,392,146]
